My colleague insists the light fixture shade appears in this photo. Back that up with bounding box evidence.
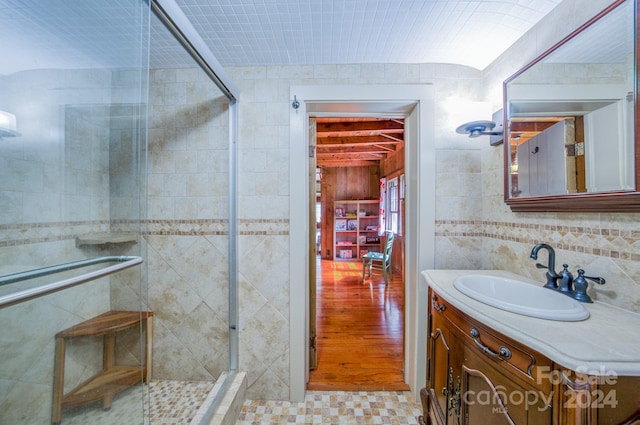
[456,120,496,138]
[455,109,504,145]
[0,110,20,137]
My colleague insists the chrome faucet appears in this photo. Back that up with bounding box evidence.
[530,243,559,289]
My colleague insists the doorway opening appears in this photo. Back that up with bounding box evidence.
[309,116,407,390]
[288,84,435,402]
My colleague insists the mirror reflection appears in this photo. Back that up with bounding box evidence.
[505,0,635,199]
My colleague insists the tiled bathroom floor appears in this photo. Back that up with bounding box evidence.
[236,391,423,424]
[60,385,422,424]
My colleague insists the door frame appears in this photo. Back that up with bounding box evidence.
[289,84,436,402]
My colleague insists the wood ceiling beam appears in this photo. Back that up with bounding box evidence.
[317,152,386,160]
[371,144,396,152]
[380,133,403,142]
[313,117,405,167]
[314,117,389,123]
[315,120,404,133]
[316,129,404,138]
[317,136,400,147]
[509,120,564,132]
[317,147,394,155]
[317,159,379,167]
[317,142,398,151]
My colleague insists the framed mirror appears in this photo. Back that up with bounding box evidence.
[503,0,640,212]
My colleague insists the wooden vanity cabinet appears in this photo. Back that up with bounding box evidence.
[426,302,459,424]
[422,288,640,425]
[424,288,551,425]
[460,344,551,424]
[554,370,640,425]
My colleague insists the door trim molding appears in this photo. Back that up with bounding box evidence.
[289,84,436,402]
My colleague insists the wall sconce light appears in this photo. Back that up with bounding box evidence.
[456,109,503,146]
[0,110,21,139]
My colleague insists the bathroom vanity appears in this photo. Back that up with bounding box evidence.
[420,270,640,425]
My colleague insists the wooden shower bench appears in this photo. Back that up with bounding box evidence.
[51,310,153,424]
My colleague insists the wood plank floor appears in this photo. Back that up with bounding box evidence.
[307,259,409,391]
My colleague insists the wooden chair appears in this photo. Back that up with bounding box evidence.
[361,231,394,284]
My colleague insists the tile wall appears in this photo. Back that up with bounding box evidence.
[479,145,640,312]
[225,63,488,399]
[228,0,640,399]
[477,0,640,312]
[0,68,128,424]
[129,66,233,383]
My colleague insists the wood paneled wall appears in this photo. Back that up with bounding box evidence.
[380,144,405,177]
[319,166,379,259]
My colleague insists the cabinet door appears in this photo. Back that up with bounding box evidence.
[461,346,551,425]
[428,310,454,424]
[553,371,593,425]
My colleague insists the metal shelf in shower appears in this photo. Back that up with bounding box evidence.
[0,256,143,309]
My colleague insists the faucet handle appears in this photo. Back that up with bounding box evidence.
[577,269,606,285]
[583,273,606,285]
[572,269,606,303]
[535,263,548,269]
[572,270,593,303]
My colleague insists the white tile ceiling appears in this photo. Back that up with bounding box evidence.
[174,0,565,70]
[545,0,632,64]
[0,0,566,75]
[0,0,151,74]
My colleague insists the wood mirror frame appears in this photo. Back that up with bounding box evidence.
[503,0,640,212]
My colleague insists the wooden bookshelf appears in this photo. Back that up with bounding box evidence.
[333,200,381,261]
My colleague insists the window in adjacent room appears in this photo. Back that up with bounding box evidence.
[387,177,399,234]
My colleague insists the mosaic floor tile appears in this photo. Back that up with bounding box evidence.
[58,384,422,424]
[60,380,215,425]
[236,391,422,425]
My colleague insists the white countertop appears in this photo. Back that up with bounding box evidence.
[421,269,640,377]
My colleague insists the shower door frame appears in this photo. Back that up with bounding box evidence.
[151,0,241,415]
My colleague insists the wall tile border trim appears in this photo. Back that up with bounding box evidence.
[0,220,109,248]
[3,219,635,260]
[5,218,636,260]
[0,221,110,230]
[1,219,290,246]
[437,220,640,262]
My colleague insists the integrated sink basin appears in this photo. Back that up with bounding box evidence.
[453,274,589,321]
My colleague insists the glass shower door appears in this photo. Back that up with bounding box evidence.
[0,1,150,424]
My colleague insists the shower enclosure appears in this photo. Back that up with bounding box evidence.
[0,0,238,423]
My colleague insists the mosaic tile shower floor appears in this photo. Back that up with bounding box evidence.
[236,391,423,425]
[61,380,214,425]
